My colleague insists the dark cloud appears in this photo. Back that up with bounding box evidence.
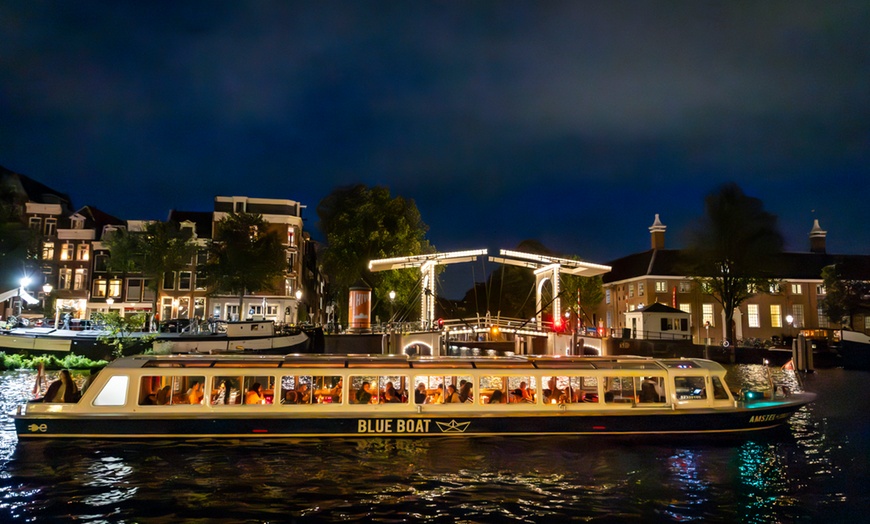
[2,1,868,296]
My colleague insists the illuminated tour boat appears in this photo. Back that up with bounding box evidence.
[14,353,814,439]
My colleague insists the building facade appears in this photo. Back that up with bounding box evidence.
[600,215,870,345]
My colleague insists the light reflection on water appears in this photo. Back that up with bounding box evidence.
[0,366,867,522]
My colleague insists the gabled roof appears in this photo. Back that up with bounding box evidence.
[168,210,213,239]
[74,205,126,239]
[636,302,687,315]
[1,165,72,210]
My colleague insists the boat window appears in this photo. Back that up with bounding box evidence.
[212,375,276,405]
[280,375,313,404]
[543,375,604,404]
[711,377,730,400]
[477,375,537,404]
[279,375,343,404]
[411,374,473,404]
[637,376,666,403]
[603,377,635,404]
[93,375,129,406]
[350,375,379,404]
[138,375,206,405]
[674,376,707,400]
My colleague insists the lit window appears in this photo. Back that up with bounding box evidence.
[702,304,714,327]
[93,279,107,297]
[637,283,644,296]
[816,285,826,295]
[73,269,86,291]
[60,243,73,261]
[792,305,804,328]
[109,279,122,298]
[679,303,691,315]
[770,305,782,328]
[59,268,72,290]
[76,244,89,261]
[656,281,667,293]
[791,283,802,295]
[679,281,691,293]
[42,242,55,260]
[605,289,611,304]
[818,306,829,328]
[747,304,760,328]
[628,284,634,298]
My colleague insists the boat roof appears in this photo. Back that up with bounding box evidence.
[106,354,726,372]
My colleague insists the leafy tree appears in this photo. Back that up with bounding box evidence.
[204,212,287,311]
[821,264,870,330]
[0,190,39,290]
[683,183,784,345]
[317,185,434,321]
[93,312,154,358]
[563,273,605,330]
[103,220,198,319]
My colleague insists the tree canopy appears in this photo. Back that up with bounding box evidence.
[203,212,288,309]
[683,183,784,344]
[103,220,197,317]
[317,185,433,322]
[821,263,870,330]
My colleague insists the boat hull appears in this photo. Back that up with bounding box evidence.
[14,396,812,439]
[838,332,870,370]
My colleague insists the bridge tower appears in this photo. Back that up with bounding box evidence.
[368,249,488,329]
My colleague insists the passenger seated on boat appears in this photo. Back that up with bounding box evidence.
[488,389,505,404]
[42,369,80,403]
[639,382,659,403]
[383,382,402,403]
[187,381,204,405]
[414,383,427,404]
[444,384,461,403]
[296,383,311,404]
[518,381,534,403]
[245,382,264,404]
[283,390,299,404]
[212,381,228,404]
[544,377,563,404]
[458,382,473,403]
[156,385,172,405]
[355,381,374,404]
[330,379,343,403]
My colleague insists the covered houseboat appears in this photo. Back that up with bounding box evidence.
[14,354,814,439]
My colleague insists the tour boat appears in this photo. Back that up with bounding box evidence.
[13,354,815,439]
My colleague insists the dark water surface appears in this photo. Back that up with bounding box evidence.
[1,366,868,523]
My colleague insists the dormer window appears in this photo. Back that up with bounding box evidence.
[71,216,85,229]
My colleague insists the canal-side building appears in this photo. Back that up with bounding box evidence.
[600,215,870,345]
[208,196,309,325]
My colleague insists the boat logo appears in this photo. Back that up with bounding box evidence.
[27,424,47,433]
[435,420,471,433]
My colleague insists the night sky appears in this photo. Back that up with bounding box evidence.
[2,1,868,298]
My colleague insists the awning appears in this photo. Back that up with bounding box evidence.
[0,288,40,305]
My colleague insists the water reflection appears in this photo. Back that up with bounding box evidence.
[0,367,867,522]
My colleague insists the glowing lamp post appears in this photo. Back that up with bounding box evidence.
[18,276,31,316]
[42,283,52,310]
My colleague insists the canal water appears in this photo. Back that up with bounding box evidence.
[0,366,867,523]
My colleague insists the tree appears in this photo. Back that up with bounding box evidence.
[93,312,154,358]
[821,263,870,330]
[204,212,287,311]
[103,220,197,321]
[683,183,784,345]
[317,185,434,321]
[0,190,39,290]
[563,273,605,330]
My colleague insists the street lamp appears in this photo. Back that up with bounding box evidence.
[295,289,303,323]
[389,290,396,325]
[786,314,794,340]
[42,283,52,310]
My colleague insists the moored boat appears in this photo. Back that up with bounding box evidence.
[13,354,815,439]
[838,330,870,370]
[0,320,317,359]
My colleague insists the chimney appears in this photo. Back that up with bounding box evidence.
[809,219,827,254]
[649,214,666,250]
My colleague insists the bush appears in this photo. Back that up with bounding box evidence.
[0,352,108,371]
